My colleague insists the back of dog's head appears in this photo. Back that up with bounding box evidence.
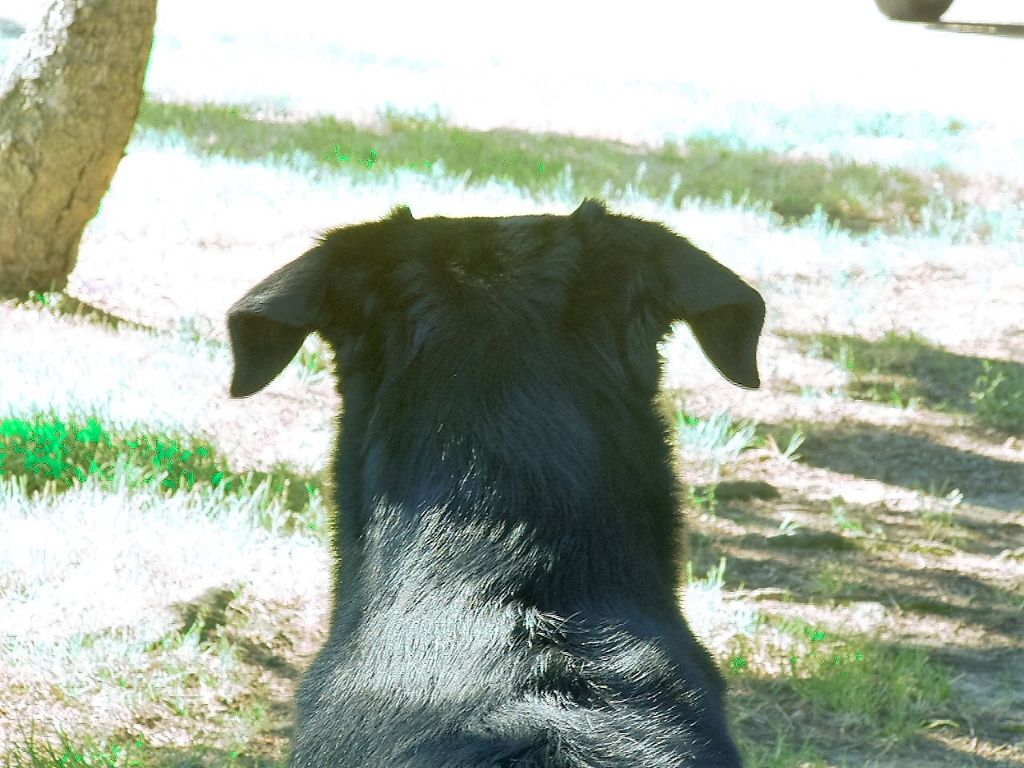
[228,200,760,767]
[228,199,764,524]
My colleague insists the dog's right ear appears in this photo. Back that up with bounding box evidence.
[227,247,330,398]
[662,244,765,390]
[571,200,764,390]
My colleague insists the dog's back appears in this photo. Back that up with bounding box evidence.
[228,201,764,767]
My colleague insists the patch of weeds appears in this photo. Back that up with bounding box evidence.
[138,625,250,720]
[736,732,826,768]
[827,334,925,408]
[173,586,242,645]
[19,290,155,334]
[235,701,271,734]
[0,414,322,532]
[148,621,207,658]
[848,376,922,410]
[738,620,954,742]
[2,727,149,768]
[920,488,968,548]
[677,411,758,478]
[813,561,851,600]
[791,331,1024,431]
[685,558,760,643]
[776,514,804,537]
[729,621,955,761]
[666,135,934,232]
[786,631,952,740]
[970,360,1024,433]
[727,637,829,766]
[762,427,805,462]
[137,99,945,234]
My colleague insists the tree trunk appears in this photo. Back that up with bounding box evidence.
[0,0,156,297]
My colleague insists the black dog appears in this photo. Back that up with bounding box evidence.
[228,200,764,767]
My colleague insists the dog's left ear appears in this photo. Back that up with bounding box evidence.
[573,200,765,389]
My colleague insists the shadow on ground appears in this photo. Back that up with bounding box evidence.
[929,20,1024,38]
[798,424,1024,510]
[785,331,1024,436]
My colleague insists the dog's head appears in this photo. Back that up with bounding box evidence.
[227,200,764,400]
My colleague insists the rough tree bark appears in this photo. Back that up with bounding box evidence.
[0,0,157,297]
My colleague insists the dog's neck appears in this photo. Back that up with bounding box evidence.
[333,391,685,617]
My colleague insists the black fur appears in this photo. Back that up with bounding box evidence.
[228,200,765,767]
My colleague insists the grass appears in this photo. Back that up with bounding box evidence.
[676,410,758,480]
[784,632,952,740]
[136,99,956,235]
[729,620,954,761]
[677,567,955,760]
[685,558,759,648]
[796,331,1024,433]
[920,489,968,548]
[1,727,267,768]
[970,361,1024,433]
[0,412,326,536]
[2,728,148,768]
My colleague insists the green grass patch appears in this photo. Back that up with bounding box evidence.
[1,726,266,768]
[794,331,1024,433]
[733,620,954,742]
[0,413,323,535]
[1,727,161,768]
[969,360,1024,433]
[787,636,952,739]
[136,99,942,233]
